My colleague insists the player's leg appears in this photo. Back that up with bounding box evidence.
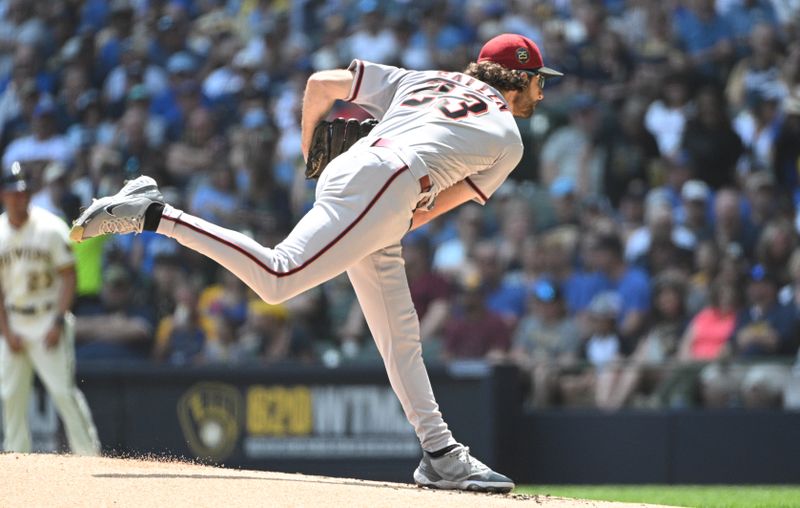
[27,315,100,456]
[346,245,514,493]
[72,149,424,304]
[0,341,34,452]
[346,243,454,451]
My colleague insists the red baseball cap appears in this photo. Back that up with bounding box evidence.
[478,33,563,78]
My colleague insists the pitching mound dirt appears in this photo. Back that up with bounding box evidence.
[0,453,675,507]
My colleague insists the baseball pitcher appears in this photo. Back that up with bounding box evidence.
[0,162,100,455]
[69,34,561,490]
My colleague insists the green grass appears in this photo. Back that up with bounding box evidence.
[516,485,800,508]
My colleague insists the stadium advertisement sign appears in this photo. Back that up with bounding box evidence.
[77,363,502,480]
[175,382,418,462]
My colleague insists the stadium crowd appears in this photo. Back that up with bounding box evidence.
[1,0,800,410]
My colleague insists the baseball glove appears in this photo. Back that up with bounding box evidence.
[305,118,378,179]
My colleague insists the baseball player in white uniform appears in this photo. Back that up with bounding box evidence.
[0,162,100,455]
[70,34,561,491]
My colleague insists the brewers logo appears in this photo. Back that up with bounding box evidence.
[177,382,242,461]
[516,47,530,64]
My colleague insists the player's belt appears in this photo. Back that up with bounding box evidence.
[8,303,54,315]
[371,138,432,193]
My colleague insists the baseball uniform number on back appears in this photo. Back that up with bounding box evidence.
[400,79,489,120]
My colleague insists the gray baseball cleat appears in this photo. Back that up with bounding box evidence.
[69,176,163,242]
[413,444,515,493]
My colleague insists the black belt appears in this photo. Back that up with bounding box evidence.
[8,303,54,315]
[371,138,432,193]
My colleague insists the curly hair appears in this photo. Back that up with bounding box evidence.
[463,61,530,92]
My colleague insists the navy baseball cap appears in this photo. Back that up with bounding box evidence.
[2,161,30,192]
[478,34,563,77]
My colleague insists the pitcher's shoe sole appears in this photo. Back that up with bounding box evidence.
[70,176,162,242]
[414,467,514,493]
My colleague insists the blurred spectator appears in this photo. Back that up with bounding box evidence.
[165,107,225,186]
[433,203,484,280]
[546,177,581,232]
[678,278,742,361]
[401,5,467,71]
[149,10,192,68]
[94,0,135,78]
[202,40,248,101]
[730,264,798,357]
[540,92,605,197]
[644,71,694,158]
[754,218,797,283]
[686,239,721,313]
[30,160,81,222]
[471,241,527,328]
[65,89,115,152]
[282,286,333,360]
[150,51,201,140]
[74,264,155,361]
[569,3,628,87]
[227,300,311,365]
[591,233,651,339]
[494,196,534,270]
[1,43,53,100]
[723,0,780,48]
[442,283,512,361]
[199,269,249,343]
[58,65,91,129]
[0,3,47,80]
[2,97,73,171]
[112,106,165,183]
[189,164,240,227]
[678,179,713,241]
[507,236,547,290]
[617,180,647,240]
[672,0,735,79]
[344,1,398,64]
[681,86,743,189]
[772,93,800,192]
[153,280,219,366]
[700,358,792,408]
[725,23,787,111]
[146,252,183,323]
[625,192,696,270]
[717,242,751,285]
[511,279,580,407]
[403,236,452,345]
[563,232,613,318]
[70,144,117,210]
[600,95,660,207]
[782,41,800,100]
[0,78,38,152]
[713,188,758,257]
[733,90,783,175]
[102,37,168,113]
[561,291,624,407]
[125,84,167,147]
[231,109,292,234]
[779,248,800,315]
[601,273,690,409]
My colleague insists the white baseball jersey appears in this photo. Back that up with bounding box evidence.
[346,59,524,202]
[0,206,74,342]
[0,206,100,455]
[156,60,524,453]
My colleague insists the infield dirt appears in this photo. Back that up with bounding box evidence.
[0,453,678,507]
